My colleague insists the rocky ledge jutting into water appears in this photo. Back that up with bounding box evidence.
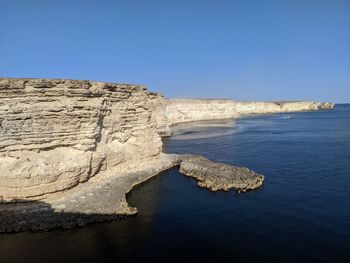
[0,154,265,233]
[180,155,264,192]
[0,78,333,232]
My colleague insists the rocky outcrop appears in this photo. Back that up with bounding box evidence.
[317,102,335,110]
[0,78,162,202]
[179,155,264,192]
[0,153,266,233]
[0,153,180,233]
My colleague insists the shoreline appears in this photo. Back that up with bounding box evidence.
[0,78,334,233]
[0,151,265,233]
[0,154,181,233]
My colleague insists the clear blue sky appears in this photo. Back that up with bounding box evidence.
[1,0,349,102]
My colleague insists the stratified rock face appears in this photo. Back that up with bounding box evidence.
[149,93,172,136]
[165,99,239,125]
[0,78,334,203]
[179,155,264,192]
[162,100,334,128]
[235,101,334,114]
[0,78,162,201]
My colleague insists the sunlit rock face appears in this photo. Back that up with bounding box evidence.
[165,99,239,125]
[0,78,162,201]
[0,78,334,203]
[149,93,172,137]
[162,100,334,128]
[235,101,334,114]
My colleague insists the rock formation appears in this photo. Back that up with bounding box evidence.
[317,102,335,110]
[0,78,162,202]
[0,77,334,232]
[156,99,334,133]
[179,155,264,192]
[235,101,334,114]
[0,153,180,233]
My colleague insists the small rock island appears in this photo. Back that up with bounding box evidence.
[0,78,334,232]
[180,155,265,192]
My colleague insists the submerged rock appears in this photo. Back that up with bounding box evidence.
[179,155,264,192]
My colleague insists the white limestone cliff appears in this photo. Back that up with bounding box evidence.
[235,101,334,114]
[165,100,334,124]
[0,77,335,232]
[0,77,334,203]
[165,99,238,126]
[0,78,162,201]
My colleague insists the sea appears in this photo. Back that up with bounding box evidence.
[0,104,349,263]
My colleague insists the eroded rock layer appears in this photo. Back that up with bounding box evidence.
[235,101,334,114]
[160,99,334,130]
[165,99,239,125]
[0,78,162,201]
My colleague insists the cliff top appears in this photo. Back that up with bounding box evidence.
[0,77,147,90]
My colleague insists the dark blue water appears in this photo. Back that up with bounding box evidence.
[0,105,349,263]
